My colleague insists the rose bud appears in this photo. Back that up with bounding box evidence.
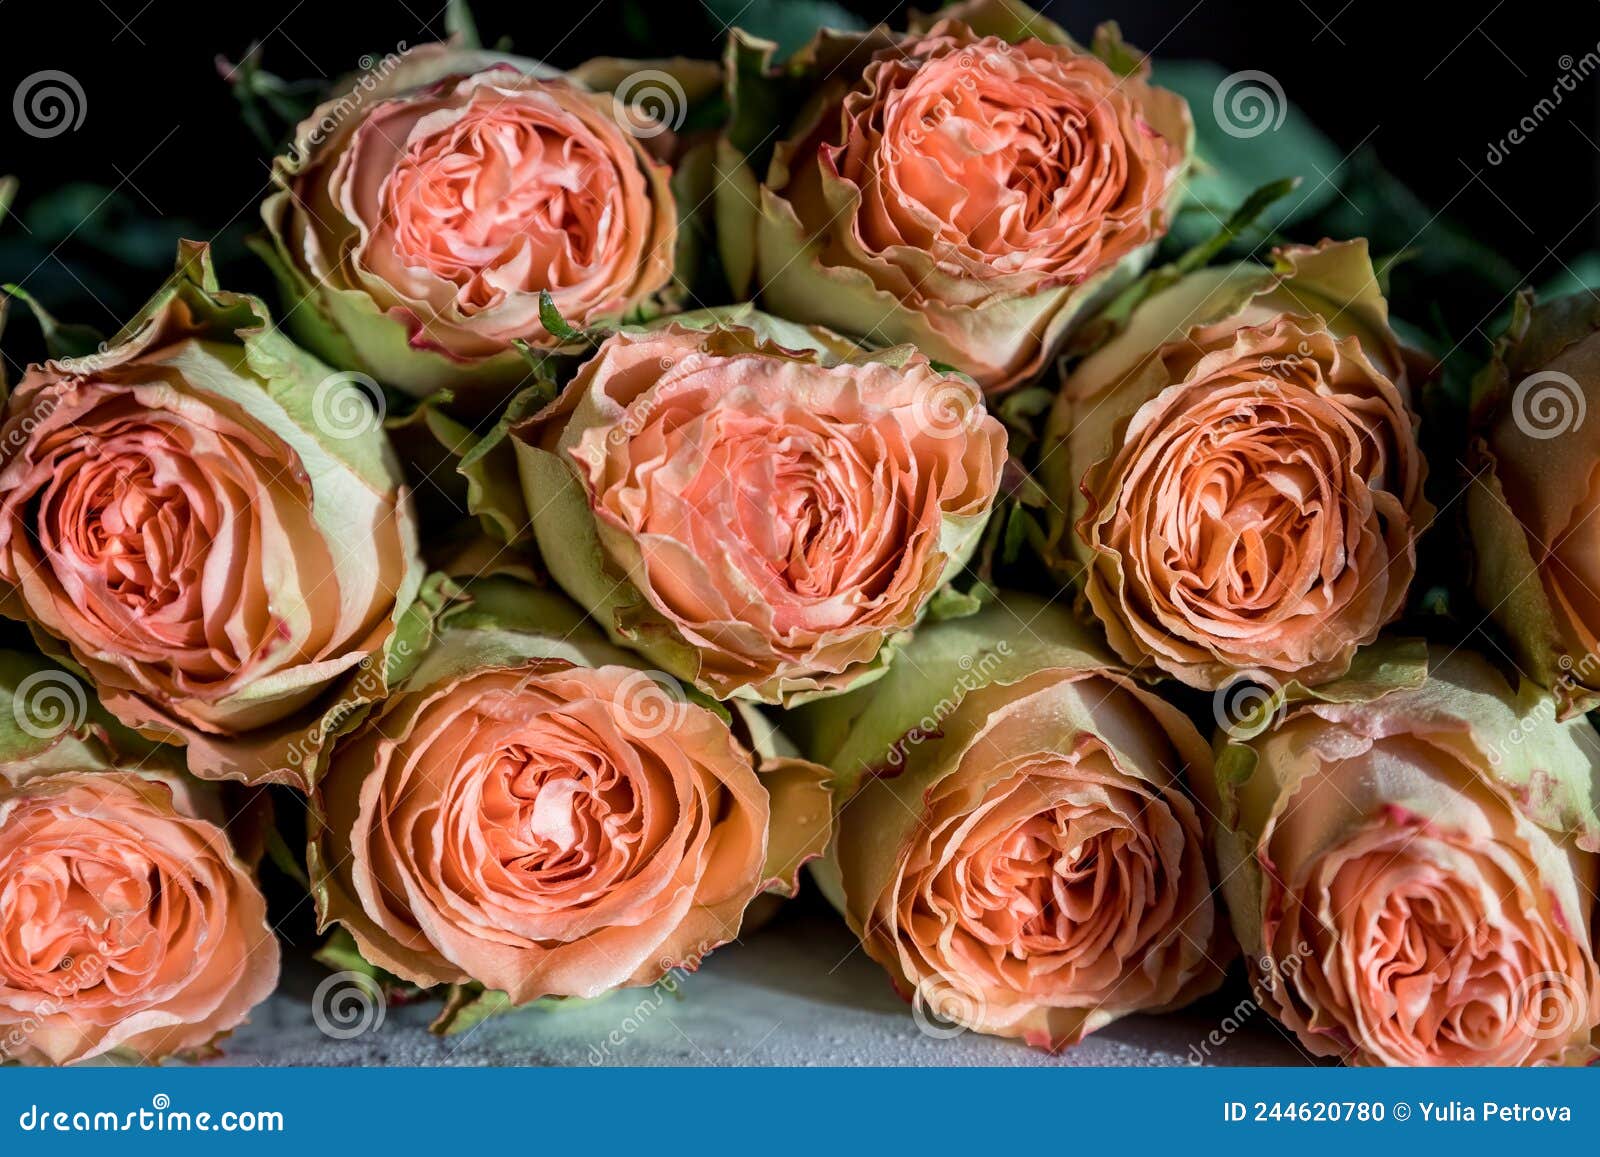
[0,653,278,1065]
[493,310,1006,705]
[310,577,832,1004]
[1041,239,1431,690]
[1212,646,1600,1066]
[1469,292,1600,716]
[0,244,424,788]
[260,43,714,400]
[719,0,1191,394]
[791,594,1229,1051]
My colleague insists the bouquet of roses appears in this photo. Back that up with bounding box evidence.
[0,0,1596,1069]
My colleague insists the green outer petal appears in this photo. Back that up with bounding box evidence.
[1468,292,1600,716]
[1040,239,1411,564]
[514,311,1001,706]
[1466,444,1572,696]
[1217,646,1600,858]
[790,592,1125,797]
[911,0,1077,46]
[1,242,428,789]
[0,650,168,781]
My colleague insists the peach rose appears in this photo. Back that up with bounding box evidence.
[261,44,703,398]
[1469,292,1600,716]
[311,580,832,1002]
[1042,240,1431,690]
[0,245,423,787]
[500,310,1006,704]
[0,652,277,1066]
[1212,647,1600,1066]
[795,595,1228,1050]
[720,0,1190,392]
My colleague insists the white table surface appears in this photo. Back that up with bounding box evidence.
[219,903,1309,1068]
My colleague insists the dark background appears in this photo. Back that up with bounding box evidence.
[1,0,1598,359]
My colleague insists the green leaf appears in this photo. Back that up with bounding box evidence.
[431,986,510,1035]
[446,0,483,49]
[2,283,104,359]
[1090,22,1145,77]
[1153,60,1343,248]
[927,584,987,622]
[700,0,864,58]
[1175,176,1300,275]
[538,290,583,343]
[1075,177,1299,352]
[313,927,388,981]
[263,825,311,890]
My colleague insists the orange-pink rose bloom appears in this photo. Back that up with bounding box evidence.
[1213,648,1600,1066]
[733,2,1190,392]
[0,249,420,786]
[798,596,1229,1050]
[1044,241,1431,690]
[0,771,278,1065]
[312,592,831,1001]
[263,46,680,397]
[510,315,1007,704]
